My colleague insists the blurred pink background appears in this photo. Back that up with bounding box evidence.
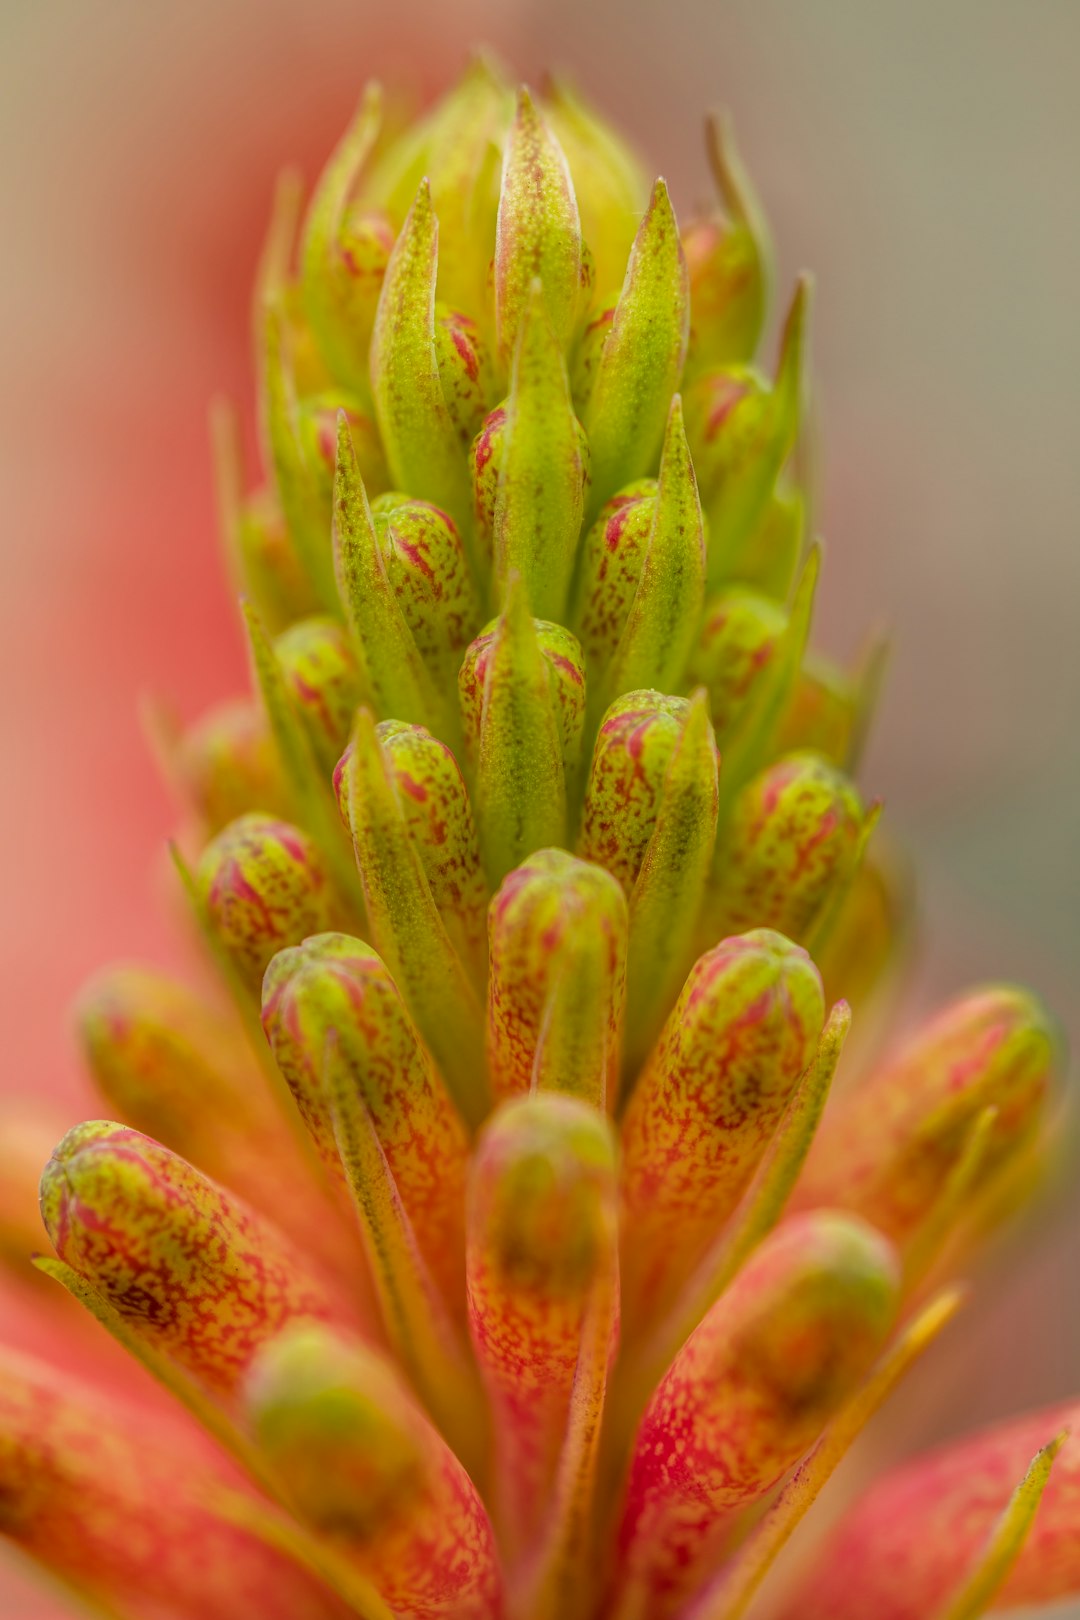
[1,2,1078,1614]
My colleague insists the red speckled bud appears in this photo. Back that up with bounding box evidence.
[467,1095,619,1566]
[608,1213,899,1620]
[261,932,468,1309]
[435,303,496,447]
[573,479,656,670]
[620,929,825,1330]
[39,1123,358,1403]
[796,986,1060,1252]
[780,1401,1080,1620]
[0,1348,347,1620]
[487,850,628,1109]
[578,690,690,893]
[369,491,483,691]
[274,615,365,773]
[74,965,348,1272]
[708,750,865,948]
[176,695,290,835]
[246,1327,505,1620]
[688,587,787,738]
[337,719,488,984]
[195,813,341,992]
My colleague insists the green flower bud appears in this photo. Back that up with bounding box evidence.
[273,615,365,773]
[708,750,865,948]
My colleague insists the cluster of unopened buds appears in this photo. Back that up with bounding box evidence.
[1,51,1076,1620]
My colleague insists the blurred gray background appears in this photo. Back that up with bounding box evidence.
[1,2,1078,1614]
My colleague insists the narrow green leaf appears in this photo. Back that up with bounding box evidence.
[369,179,471,530]
[300,83,385,394]
[474,576,568,886]
[495,87,583,366]
[493,278,587,620]
[582,178,689,510]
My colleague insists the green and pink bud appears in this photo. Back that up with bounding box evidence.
[707,750,865,948]
[487,849,628,1110]
[0,1348,347,1620]
[274,614,365,773]
[39,1122,360,1403]
[261,931,468,1310]
[466,1095,619,1565]
[578,690,694,893]
[608,1213,899,1619]
[619,929,825,1330]
[580,689,720,1071]
[368,490,483,690]
[245,1326,505,1620]
[435,303,497,448]
[337,718,488,984]
[575,397,706,721]
[195,812,342,993]
[688,586,788,739]
[795,986,1059,1254]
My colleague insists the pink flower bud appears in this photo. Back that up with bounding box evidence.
[467,1095,619,1564]
[39,1123,359,1402]
[0,1347,346,1620]
[246,1326,505,1619]
[796,985,1060,1252]
[620,929,825,1329]
[608,1213,899,1619]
